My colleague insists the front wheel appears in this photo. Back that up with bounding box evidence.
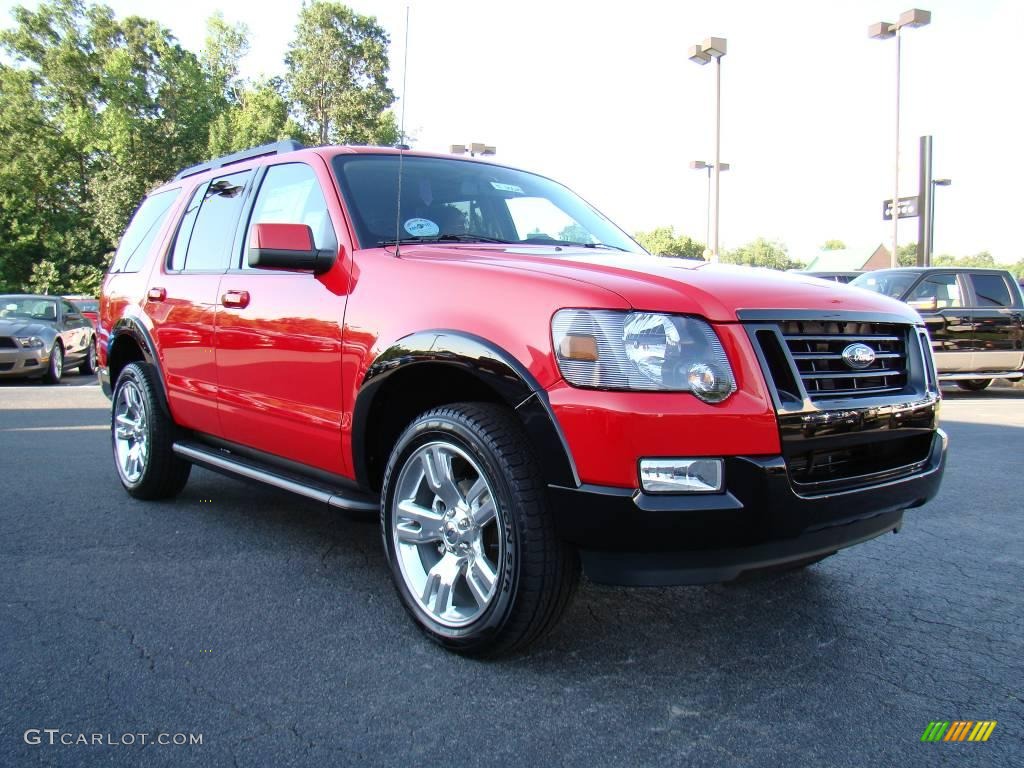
[112,362,191,500]
[381,403,579,657]
[43,342,63,384]
[956,379,992,392]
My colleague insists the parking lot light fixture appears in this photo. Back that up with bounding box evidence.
[691,161,730,256]
[451,143,496,158]
[690,36,727,263]
[688,45,711,65]
[869,9,932,267]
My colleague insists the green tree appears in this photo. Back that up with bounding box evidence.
[723,238,803,270]
[897,243,918,267]
[821,239,846,250]
[633,226,705,259]
[0,0,224,291]
[27,260,60,294]
[285,1,396,145]
[201,12,249,105]
[208,78,311,156]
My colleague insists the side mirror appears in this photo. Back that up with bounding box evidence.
[248,223,337,274]
[907,297,938,311]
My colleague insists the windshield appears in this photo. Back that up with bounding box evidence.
[850,271,917,299]
[332,154,644,254]
[0,296,58,321]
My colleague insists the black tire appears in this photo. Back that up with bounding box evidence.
[381,402,579,657]
[111,362,191,500]
[956,379,992,392]
[43,341,63,384]
[78,337,98,375]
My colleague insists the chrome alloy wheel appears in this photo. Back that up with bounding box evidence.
[114,380,149,483]
[391,441,504,628]
[50,344,63,378]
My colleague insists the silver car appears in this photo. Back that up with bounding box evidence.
[0,294,98,384]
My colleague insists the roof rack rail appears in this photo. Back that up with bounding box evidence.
[174,140,305,181]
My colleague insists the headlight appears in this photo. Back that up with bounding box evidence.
[17,336,44,349]
[551,309,737,402]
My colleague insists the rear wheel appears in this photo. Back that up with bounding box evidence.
[78,338,98,375]
[112,362,191,500]
[381,403,579,657]
[956,379,992,392]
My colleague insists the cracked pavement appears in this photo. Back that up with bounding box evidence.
[1,379,1021,767]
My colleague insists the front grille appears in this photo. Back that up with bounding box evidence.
[780,320,909,399]
[0,337,17,349]
[0,362,13,371]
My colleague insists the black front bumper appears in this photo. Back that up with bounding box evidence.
[547,429,947,586]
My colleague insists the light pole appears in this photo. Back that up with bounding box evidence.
[869,9,931,267]
[930,178,950,262]
[690,160,730,257]
[689,37,727,263]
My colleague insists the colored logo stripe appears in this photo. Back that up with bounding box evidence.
[969,722,997,742]
[921,721,996,742]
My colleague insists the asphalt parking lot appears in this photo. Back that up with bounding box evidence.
[1,377,1021,767]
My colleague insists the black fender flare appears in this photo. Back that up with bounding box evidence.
[351,330,579,490]
[107,316,170,416]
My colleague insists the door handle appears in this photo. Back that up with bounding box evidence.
[147,287,166,302]
[221,290,250,309]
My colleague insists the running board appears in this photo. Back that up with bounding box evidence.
[172,441,379,513]
[939,371,1022,381]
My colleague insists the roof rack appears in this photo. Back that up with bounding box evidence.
[174,140,305,180]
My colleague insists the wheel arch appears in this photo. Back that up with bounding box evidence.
[107,317,171,417]
[352,330,578,492]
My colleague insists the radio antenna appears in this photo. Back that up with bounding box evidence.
[393,5,410,258]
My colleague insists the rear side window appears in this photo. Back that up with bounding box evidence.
[110,188,181,274]
[243,163,337,269]
[969,273,1013,307]
[169,171,251,272]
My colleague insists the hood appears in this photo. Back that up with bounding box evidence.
[0,318,54,337]
[394,246,921,323]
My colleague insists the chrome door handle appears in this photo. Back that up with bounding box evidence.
[221,290,250,309]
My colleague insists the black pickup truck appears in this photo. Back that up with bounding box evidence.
[851,267,1024,391]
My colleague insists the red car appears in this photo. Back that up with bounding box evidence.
[99,142,946,655]
[68,297,99,328]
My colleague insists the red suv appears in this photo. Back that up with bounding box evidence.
[100,141,947,655]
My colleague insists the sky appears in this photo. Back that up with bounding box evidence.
[2,0,1022,263]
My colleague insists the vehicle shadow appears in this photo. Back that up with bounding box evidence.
[0,374,99,388]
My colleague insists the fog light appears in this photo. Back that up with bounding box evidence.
[640,458,723,494]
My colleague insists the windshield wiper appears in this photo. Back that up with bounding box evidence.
[377,234,514,246]
[567,241,629,252]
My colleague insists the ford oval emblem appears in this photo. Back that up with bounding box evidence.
[842,343,876,370]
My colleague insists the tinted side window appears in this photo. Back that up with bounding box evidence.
[169,185,204,271]
[969,274,1013,307]
[907,273,962,309]
[110,188,181,273]
[244,163,337,268]
[61,300,78,317]
[172,171,251,272]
